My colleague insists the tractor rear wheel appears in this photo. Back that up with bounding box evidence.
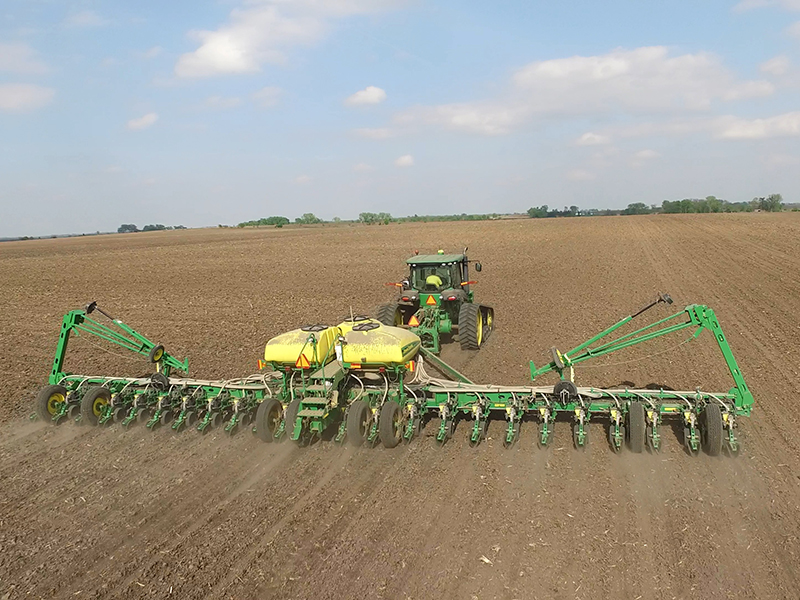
[80,386,111,426]
[458,303,483,350]
[255,398,283,443]
[702,403,723,456]
[36,384,67,423]
[346,400,370,446]
[379,401,404,448]
[627,402,646,453]
[377,303,404,326]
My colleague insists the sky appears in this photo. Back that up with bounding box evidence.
[1,0,799,237]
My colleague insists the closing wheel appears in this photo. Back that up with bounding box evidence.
[573,422,588,450]
[627,402,645,453]
[347,400,371,447]
[80,387,111,426]
[458,303,483,350]
[608,424,625,453]
[376,303,404,326]
[702,403,723,457]
[283,398,302,442]
[255,398,283,443]
[36,385,67,423]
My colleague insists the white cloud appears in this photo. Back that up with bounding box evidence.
[105,166,123,173]
[0,42,48,74]
[64,10,109,28]
[633,149,660,159]
[353,127,395,139]
[144,46,162,59]
[396,102,526,135]
[395,47,774,136]
[394,154,414,167]
[760,55,791,75]
[734,0,800,10]
[567,169,594,181]
[353,162,374,171]
[251,86,282,108]
[174,1,400,78]
[630,149,661,167]
[345,85,387,106]
[788,20,800,37]
[576,132,611,146]
[0,83,54,112]
[294,174,312,184]
[205,95,242,109]
[715,112,800,139]
[127,112,159,130]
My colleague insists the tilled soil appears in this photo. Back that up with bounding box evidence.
[1,214,799,599]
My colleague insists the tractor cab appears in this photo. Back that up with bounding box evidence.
[406,252,481,294]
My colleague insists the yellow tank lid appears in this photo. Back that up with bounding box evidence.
[263,324,338,367]
[338,319,420,367]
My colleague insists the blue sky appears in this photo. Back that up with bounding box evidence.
[1,0,799,236]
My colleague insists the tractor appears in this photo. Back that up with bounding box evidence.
[376,249,494,353]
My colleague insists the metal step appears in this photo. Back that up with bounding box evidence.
[298,408,326,417]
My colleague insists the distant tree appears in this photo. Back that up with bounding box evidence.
[333,216,342,223]
[756,193,784,212]
[173,225,187,229]
[295,213,322,224]
[142,224,167,231]
[526,205,549,218]
[117,224,138,233]
[622,202,651,215]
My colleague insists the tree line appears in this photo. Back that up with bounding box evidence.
[117,224,187,233]
[527,194,785,219]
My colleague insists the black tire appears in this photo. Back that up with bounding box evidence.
[379,401,404,448]
[255,398,283,443]
[36,384,68,423]
[376,303,403,326]
[346,400,370,446]
[80,386,111,426]
[148,344,165,364]
[458,303,483,350]
[284,398,302,440]
[627,402,645,453]
[702,403,723,456]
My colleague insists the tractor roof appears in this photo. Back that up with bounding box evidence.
[406,254,465,265]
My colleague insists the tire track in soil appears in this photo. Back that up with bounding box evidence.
[49,436,299,598]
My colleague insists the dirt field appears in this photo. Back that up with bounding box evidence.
[1,214,800,599]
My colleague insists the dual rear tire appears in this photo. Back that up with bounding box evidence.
[458,304,493,350]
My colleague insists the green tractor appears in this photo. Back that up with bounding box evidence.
[376,249,494,353]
